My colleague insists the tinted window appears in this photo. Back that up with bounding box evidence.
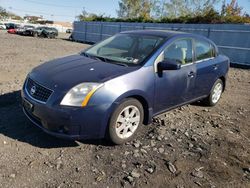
[164,39,193,65]
[195,39,215,61]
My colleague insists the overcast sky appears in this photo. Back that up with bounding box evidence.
[1,0,250,22]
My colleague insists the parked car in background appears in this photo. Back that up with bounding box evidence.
[5,23,14,29]
[7,27,19,34]
[17,25,32,35]
[66,28,72,33]
[33,27,58,38]
[7,29,16,34]
[5,23,19,30]
[21,25,36,36]
[0,23,6,30]
[6,23,20,34]
[22,30,229,144]
[16,26,24,35]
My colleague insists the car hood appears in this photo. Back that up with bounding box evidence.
[29,54,139,91]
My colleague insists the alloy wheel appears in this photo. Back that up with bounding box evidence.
[212,82,223,104]
[115,105,140,139]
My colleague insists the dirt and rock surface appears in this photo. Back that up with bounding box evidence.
[0,30,249,188]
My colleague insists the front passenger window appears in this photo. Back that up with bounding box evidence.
[163,39,193,65]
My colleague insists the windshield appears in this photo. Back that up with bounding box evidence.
[83,34,164,65]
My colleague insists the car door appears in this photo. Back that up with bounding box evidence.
[193,38,218,98]
[153,38,196,113]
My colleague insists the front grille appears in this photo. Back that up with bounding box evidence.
[25,78,53,103]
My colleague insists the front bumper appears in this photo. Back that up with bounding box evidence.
[21,88,112,140]
[22,107,82,139]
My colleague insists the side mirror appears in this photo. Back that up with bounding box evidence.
[157,59,181,71]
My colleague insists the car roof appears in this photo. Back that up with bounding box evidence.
[120,29,197,38]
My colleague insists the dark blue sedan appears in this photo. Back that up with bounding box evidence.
[21,30,229,144]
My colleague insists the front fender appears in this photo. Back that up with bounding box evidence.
[92,88,153,138]
[88,66,155,136]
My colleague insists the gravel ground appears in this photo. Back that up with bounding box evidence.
[0,30,249,188]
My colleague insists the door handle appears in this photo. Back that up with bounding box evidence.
[188,71,195,78]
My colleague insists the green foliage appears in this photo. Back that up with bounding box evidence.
[220,0,250,23]
[76,0,250,24]
[117,0,152,20]
[224,0,242,16]
[163,0,190,18]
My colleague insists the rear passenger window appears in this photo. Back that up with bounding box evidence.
[164,39,193,65]
[195,39,215,61]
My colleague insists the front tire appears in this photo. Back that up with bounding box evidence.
[203,79,223,106]
[108,98,144,145]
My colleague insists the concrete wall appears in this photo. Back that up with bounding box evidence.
[72,21,250,66]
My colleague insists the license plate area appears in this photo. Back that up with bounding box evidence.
[23,98,34,112]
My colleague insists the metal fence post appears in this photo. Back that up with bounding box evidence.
[100,23,103,41]
[84,22,87,42]
[207,28,211,38]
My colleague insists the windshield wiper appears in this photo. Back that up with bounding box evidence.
[82,52,108,62]
[82,53,128,66]
[115,63,128,67]
[94,57,129,67]
[81,52,90,58]
[92,55,108,62]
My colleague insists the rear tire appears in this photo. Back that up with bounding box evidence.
[203,79,223,106]
[108,98,144,145]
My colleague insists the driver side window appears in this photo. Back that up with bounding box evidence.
[164,39,193,65]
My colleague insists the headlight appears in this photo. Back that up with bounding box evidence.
[60,83,103,107]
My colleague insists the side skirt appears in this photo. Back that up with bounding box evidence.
[151,95,208,119]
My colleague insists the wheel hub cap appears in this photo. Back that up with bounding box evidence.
[115,105,140,139]
[212,82,222,104]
